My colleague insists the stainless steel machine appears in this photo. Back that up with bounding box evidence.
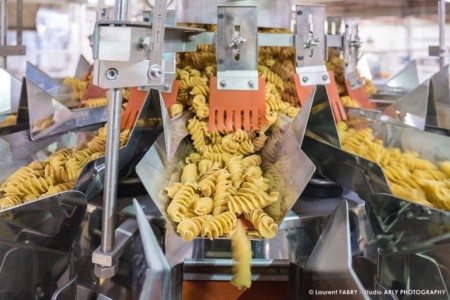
[0,0,449,299]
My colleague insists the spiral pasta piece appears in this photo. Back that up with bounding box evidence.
[230,222,252,289]
[228,191,279,215]
[167,183,198,223]
[245,208,278,239]
[200,211,237,239]
[177,215,212,241]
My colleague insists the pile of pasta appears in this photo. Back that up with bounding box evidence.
[164,26,301,289]
[0,126,130,210]
[337,121,450,210]
[326,48,377,105]
[64,70,131,109]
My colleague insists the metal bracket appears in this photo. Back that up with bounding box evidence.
[294,5,329,86]
[216,6,259,90]
[344,19,363,90]
[92,219,138,277]
[141,10,176,93]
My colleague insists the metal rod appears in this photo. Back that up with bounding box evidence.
[0,0,7,68]
[100,0,128,254]
[438,0,446,69]
[16,0,22,46]
[101,89,123,253]
[115,0,128,21]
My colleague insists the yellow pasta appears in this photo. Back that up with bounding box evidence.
[230,222,252,290]
[244,208,278,239]
[337,121,450,210]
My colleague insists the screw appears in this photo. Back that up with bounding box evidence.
[148,65,163,79]
[297,10,302,15]
[405,211,415,220]
[143,17,150,22]
[163,84,170,91]
[350,82,355,88]
[322,75,328,81]
[105,68,118,80]
[188,34,197,41]
[357,79,363,84]
[297,56,304,61]
[218,13,224,19]
[220,80,226,87]
[302,76,309,83]
[248,81,254,88]
[218,59,224,65]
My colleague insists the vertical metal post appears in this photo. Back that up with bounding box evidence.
[16,0,22,47]
[438,0,446,69]
[100,0,128,253]
[0,0,7,68]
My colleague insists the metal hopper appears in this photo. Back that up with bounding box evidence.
[301,86,450,210]
[0,88,166,249]
[136,106,316,239]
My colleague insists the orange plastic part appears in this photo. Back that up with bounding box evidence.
[121,87,147,130]
[345,79,375,109]
[209,77,266,132]
[81,66,108,101]
[162,80,180,112]
[294,70,347,122]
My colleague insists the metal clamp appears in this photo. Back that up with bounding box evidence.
[344,19,363,90]
[294,5,329,86]
[216,5,259,90]
[92,219,138,278]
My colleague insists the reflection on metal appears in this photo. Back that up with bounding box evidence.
[25,59,109,140]
[383,79,430,130]
[385,60,420,93]
[175,0,292,29]
[368,194,450,298]
[137,107,315,237]
[0,68,21,115]
[134,199,170,300]
[299,85,341,147]
[0,190,87,250]
[0,245,69,299]
[304,200,367,299]
[0,77,28,135]
[366,194,450,253]
[302,136,389,202]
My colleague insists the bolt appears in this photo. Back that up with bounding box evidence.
[350,82,355,88]
[220,80,226,87]
[105,68,118,80]
[218,13,224,19]
[297,10,302,15]
[188,34,197,41]
[248,81,254,88]
[163,84,170,91]
[148,65,163,80]
[218,59,224,65]
[302,76,309,83]
[322,75,328,81]
[143,17,150,22]
[357,79,363,84]
[297,56,304,61]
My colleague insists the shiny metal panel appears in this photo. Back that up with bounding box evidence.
[385,60,420,93]
[366,194,450,253]
[344,19,363,90]
[175,0,291,29]
[304,200,368,299]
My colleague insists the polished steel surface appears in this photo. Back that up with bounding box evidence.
[175,0,292,29]
[367,194,450,253]
[101,88,122,253]
[134,199,170,300]
[216,6,259,90]
[305,200,368,299]
[384,60,419,93]
[343,19,363,91]
[438,0,446,69]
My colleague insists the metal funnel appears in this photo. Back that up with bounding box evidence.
[136,103,316,238]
